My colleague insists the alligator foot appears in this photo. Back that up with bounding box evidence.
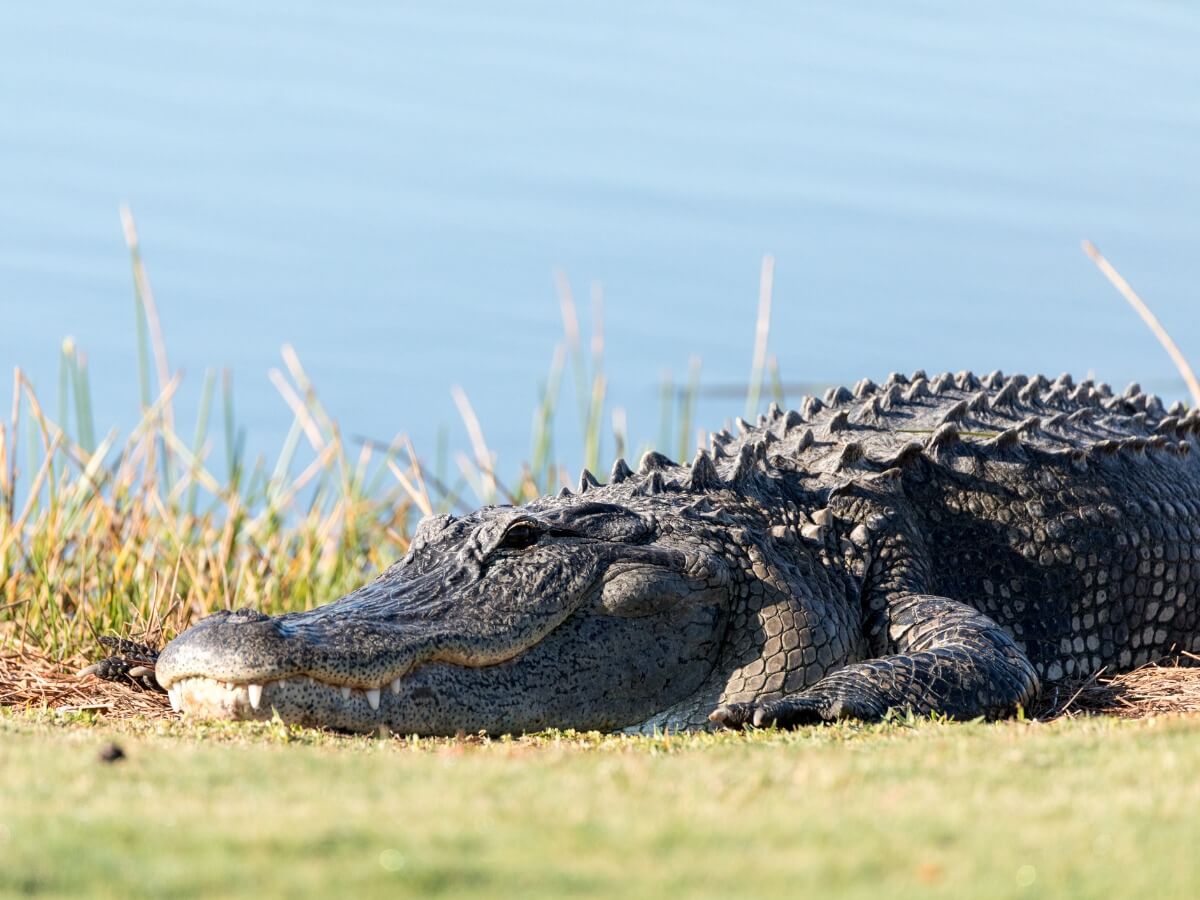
[77,637,166,693]
[712,595,1041,729]
[709,695,854,729]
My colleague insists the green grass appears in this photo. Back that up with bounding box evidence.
[2,709,1199,898]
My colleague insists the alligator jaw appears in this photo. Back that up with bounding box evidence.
[169,674,408,724]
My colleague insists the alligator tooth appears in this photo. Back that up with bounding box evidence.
[226,682,236,691]
[247,683,263,710]
[168,687,181,712]
[340,686,352,700]
[365,688,381,711]
[390,678,402,695]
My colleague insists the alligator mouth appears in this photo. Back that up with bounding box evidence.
[168,673,412,720]
[157,621,554,730]
[161,643,542,725]
[152,598,561,726]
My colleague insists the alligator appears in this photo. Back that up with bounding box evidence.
[85,370,1200,735]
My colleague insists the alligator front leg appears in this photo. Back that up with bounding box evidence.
[710,594,1039,727]
[77,636,166,693]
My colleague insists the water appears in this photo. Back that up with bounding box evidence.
[2,2,1199,485]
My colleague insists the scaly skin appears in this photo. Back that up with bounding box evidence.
[92,370,1200,735]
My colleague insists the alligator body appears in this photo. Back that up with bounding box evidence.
[127,371,1200,734]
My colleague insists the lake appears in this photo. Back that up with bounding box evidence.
[2,1,1198,490]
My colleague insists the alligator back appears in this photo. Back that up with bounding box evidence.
[719,370,1200,684]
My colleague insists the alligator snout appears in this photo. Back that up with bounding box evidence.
[155,609,298,686]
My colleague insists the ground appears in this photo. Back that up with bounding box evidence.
[2,709,1198,898]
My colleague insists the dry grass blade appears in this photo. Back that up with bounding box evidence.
[1082,239,1200,405]
[0,431,62,561]
[554,268,581,356]
[744,254,775,421]
[120,204,174,430]
[7,367,20,522]
[451,385,496,502]
[388,458,433,518]
[269,367,326,452]
[401,436,433,517]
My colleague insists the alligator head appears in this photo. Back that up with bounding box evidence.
[155,466,758,734]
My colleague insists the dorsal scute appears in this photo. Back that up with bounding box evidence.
[688,450,721,491]
[610,458,633,483]
[854,378,878,398]
[639,451,676,474]
[645,372,1187,502]
[825,385,853,406]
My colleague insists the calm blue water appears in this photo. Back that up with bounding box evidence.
[2,2,1199,483]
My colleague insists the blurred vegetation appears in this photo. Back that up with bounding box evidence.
[4,708,1200,897]
[0,215,784,662]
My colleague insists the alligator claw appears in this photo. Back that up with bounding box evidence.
[749,696,840,728]
[710,696,843,729]
[78,637,167,693]
[708,702,757,729]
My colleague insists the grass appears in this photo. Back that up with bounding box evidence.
[3,708,1200,898]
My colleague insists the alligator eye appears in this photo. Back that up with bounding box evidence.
[500,522,541,551]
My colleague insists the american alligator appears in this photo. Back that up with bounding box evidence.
[85,371,1200,735]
